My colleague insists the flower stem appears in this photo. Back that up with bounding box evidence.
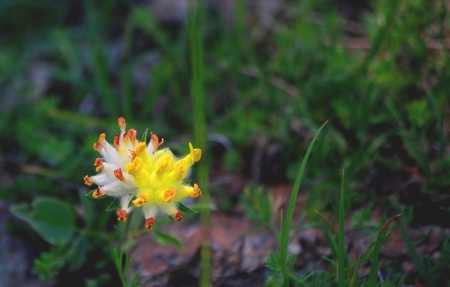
[188,0,210,286]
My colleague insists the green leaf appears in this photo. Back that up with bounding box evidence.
[140,128,148,143]
[184,203,211,213]
[177,202,199,214]
[10,197,75,245]
[152,230,185,252]
[67,235,88,271]
[106,198,118,211]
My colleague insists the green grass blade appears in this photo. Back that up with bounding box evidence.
[338,170,345,287]
[84,0,118,118]
[398,213,435,287]
[280,120,328,287]
[384,98,431,177]
[368,214,401,287]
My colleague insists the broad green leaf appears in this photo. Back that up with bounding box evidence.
[152,230,185,252]
[10,197,75,245]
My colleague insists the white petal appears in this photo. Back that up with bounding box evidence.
[103,140,118,163]
[102,181,130,197]
[120,193,135,213]
[90,174,113,186]
[142,203,158,219]
[159,202,178,217]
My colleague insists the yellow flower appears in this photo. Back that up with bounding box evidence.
[84,117,202,231]
[125,138,201,231]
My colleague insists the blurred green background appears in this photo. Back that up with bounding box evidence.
[1,0,449,286]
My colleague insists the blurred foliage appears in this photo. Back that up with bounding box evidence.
[0,0,449,285]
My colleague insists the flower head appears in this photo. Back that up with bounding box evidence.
[84,117,201,230]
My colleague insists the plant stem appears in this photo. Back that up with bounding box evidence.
[188,1,210,286]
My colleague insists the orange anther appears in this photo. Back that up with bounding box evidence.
[92,187,105,198]
[114,168,125,181]
[113,134,120,148]
[118,117,126,130]
[93,142,102,152]
[145,217,155,231]
[94,158,104,172]
[98,133,106,144]
[128,128,137,144]
[117,209,128,222]
[132,193,148,207]
[192,183,201,197]
[129,150,137,161]
[84,175,93,186]
[151,132,164,150]
[173,211,182,222]
[163,189,176,202]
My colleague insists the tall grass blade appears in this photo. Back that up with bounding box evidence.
[398,212,435,287]
[280,120,328,287]
[367,214,401,287]
[338,170,345,286]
